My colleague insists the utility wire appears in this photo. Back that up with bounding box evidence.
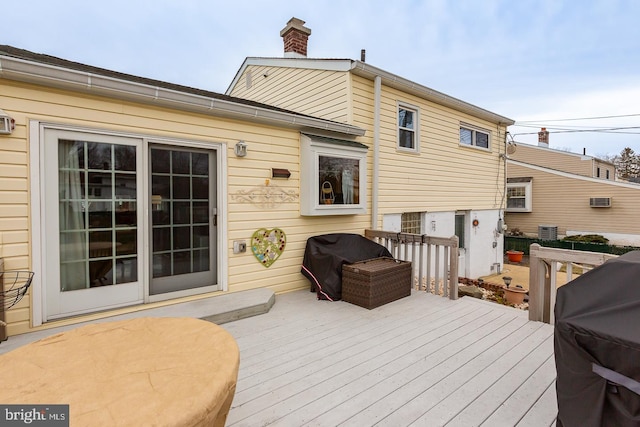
[511,127,640,136]
[516,113,640,123]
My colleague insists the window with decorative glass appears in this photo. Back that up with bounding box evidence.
[460,125,490,149]
[401,212,422,234]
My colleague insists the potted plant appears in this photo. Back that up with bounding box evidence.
[502,276,527,305]
[503,285,527,305]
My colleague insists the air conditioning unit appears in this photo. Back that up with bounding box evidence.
[590,197,611,208]
[538,225,558,241]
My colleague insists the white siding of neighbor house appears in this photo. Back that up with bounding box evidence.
[0,79,369,336]
[228,65,351,124]
[505,161,640,246]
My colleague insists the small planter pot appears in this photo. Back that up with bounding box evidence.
[503,286,527,305]
[506,250,524,263]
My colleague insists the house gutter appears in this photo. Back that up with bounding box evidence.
[0,55,365,137]
[372,75,381,230]
[351,61,515,126]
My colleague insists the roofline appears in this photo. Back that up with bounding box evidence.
[513,142,615,166]
[508,159,638,189]
[0,53,365,137]
[227,57,515,126]
[349,61,514,125]
[225,57,353,94]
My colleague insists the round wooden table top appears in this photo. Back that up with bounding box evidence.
[0,317,239,426]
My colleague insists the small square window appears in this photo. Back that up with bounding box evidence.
[398,105,419,151]
[401,212,422,234]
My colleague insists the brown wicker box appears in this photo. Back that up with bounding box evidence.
[342,257,412,309]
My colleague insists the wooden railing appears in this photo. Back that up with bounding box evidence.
[365,229,459,300]
[528,243,617,324]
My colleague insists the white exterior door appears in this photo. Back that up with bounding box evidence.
[43,129,144,319]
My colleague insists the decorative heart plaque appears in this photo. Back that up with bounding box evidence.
[251,228,286,268]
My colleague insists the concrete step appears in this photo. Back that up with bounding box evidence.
[0,288,275,354]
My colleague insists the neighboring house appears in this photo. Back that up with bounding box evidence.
[510,129,616,180]
[0,45,368,336]
[226,18,515,279]
[505,139,640,246]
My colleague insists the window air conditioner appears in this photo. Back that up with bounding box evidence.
[538,225,558,241]
[589,197,611,208]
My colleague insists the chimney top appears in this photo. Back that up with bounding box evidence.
[538,127,549,148]
[280,17,311,58]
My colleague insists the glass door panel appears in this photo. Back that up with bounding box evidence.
[150,147,217,296]
[58,140,138,288]
[44,129,143,320]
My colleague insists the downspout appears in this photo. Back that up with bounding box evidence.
[372,75,381,230]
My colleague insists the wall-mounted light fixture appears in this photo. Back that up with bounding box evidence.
[272,168,291,179]
[234,140,247,157]
[0,109,15,135]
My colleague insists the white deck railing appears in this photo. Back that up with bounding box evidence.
[365,229,459,300]
[528,243,617,324]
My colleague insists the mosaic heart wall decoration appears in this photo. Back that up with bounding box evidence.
[251,228,286,268]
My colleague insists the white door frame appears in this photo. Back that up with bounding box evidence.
[29,122,228,326]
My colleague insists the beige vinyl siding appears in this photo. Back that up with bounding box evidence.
[229,66,350,123]
[511,143,602,177]
[594,159,616,180]
[505,162,640,237]
[1,79,369,335]
[350,74,507,216]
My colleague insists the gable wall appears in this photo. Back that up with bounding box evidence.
[505,162,640,240]
[228,65,350,123]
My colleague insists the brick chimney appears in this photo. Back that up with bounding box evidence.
[538,127,549,147]
[280,17,311,58]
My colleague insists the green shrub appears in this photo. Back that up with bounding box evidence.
[563,234,609,244]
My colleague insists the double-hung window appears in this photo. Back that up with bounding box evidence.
[460,124,490,149]
[506,178,533,212]
[398,104,419,151]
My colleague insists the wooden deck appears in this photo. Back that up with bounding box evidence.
[222,289,557,427]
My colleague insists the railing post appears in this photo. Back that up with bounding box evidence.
[528,243,545,322]
[449,235,459,300]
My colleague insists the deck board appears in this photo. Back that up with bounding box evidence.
[222,290,557,427]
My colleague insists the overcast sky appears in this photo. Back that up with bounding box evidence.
[3,0,639,157]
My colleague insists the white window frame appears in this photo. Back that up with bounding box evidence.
[300,134,367,216]
[459,123,491,150]
[397,103,419,152]
[506,180,532,212]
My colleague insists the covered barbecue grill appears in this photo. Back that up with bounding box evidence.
[555,250,640,427]
[301,233,392,301]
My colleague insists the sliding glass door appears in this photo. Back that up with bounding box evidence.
[149,146,217,297]
[44,129,143,319]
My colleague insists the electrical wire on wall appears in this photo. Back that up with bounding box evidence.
[494,123,507,210]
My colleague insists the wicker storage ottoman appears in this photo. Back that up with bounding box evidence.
[342,257,412,309]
